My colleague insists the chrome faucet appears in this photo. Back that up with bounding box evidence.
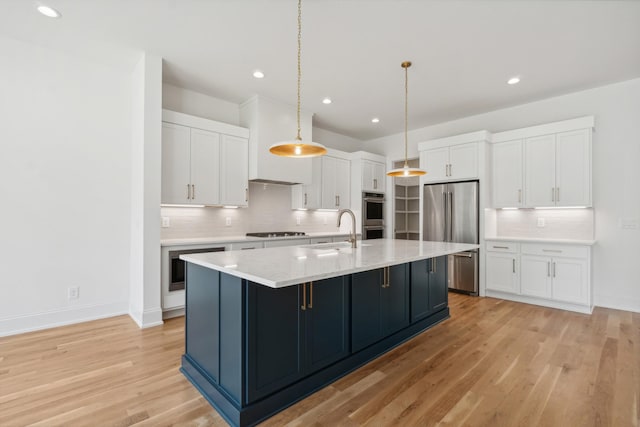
[337,209,357,248]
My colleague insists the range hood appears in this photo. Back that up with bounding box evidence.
[240,95,313,185]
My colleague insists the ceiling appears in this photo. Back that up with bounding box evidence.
[2,1,640,141]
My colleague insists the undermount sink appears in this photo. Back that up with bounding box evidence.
[303,242,372,250]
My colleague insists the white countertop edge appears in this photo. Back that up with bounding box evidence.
[182,242,479,288]
[161,232,356,247]
[485,237,596,246]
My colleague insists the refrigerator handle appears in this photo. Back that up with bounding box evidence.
[448,191,453,241]
[442,191,448,242]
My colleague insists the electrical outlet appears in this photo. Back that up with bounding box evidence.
[296,216,301,226]
[537,217,545,227]
[225,217,232,227]
[161,217,170,228]
[68,287,79,300]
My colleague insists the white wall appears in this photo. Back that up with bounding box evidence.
[162,83,240,126]
[313,127,366,153]
[0,36,133,335]
[368,78,640,313]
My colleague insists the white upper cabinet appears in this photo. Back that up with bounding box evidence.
[420,142,479,183]
[493,117,593,208]
[219,134,249,207]
[161,110,249,207]
[321,156,350,209]
[555,129,591,207]
[525,134,556,207]
[492,140,523,208]
[161,123,192,205]
[335,157,351,208]
[362,160,386,192]
[524,130,591,207]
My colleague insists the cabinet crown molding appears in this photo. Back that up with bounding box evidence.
[491,116,594,143]
[162,109,249,139]
[418,130,491,151]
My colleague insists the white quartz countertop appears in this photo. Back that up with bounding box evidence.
[181,239,479,288]
[161,232,355,247]
[485,236,596,246]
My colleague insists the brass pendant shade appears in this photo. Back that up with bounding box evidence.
[269,0,327,158]
[387,61,426,177]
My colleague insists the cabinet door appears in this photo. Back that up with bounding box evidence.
[161,123,192,204]
[486,253,519,293]
[449,142,478,180]
[410,259,430,322]
[421,147,449,183]
[493,140,523,208]
[520,255,552,298]
[429,256,448,312]
[247,283,304,403]
[190,128,220,205]
[551,258,589,305]
[304,277,350,374]
[321,156,338,209]
[382,264,409,336]
[524,134,556,207]
[351,269,383,352]
[219,135,248,206]
[372,161,386,192]
[555,129,591,207]
[335,158,351,208]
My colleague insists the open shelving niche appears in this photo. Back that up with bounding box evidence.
[393,158,420,240]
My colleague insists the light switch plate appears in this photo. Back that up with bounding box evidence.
[225,217,232,227]
[537,217,545,227]
[161,217,170,228]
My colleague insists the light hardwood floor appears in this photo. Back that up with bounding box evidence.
[1,294,638,427]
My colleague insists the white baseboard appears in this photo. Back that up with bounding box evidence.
[0,301,129,337]
[129,307,164,329]
[594,294,640,314]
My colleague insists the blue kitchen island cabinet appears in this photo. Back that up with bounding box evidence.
[179,239,478,427]
[410,256,448,322]
[247,276,350,403]
[352,264,410,352]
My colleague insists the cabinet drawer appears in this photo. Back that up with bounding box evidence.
[485,241,519,253]
[521,243,588,259]
[230,241,264,250]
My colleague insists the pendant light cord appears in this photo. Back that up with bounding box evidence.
[296,0,302,141]
[404,63,409,168]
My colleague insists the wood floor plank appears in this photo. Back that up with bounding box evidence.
[0,294,638,426]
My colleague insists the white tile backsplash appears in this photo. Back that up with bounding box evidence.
[161,182,341,239]
[492,208,594,240]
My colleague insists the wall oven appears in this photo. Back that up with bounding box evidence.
[362,192,385,239]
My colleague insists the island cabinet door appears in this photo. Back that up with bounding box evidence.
[429,256,448,313]
[351,269,384,353]
[246,283,304,404]
[303,276,350,374]
[381,264,410,336]
[410,259,431,322]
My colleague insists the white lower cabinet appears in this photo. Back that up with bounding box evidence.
[485,240,592,313]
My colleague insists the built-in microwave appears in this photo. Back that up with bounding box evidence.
[169,247,225,291]
[362,192,385,226]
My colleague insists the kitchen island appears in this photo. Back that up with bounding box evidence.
[180,239,478,427]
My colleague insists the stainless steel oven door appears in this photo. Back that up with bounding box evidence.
[363,226,384,240]
[362,192,385,226]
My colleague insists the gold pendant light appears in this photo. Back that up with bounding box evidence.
[387,61,426,177]
[269,0,327,158]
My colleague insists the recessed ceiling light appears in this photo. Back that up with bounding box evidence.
[36,4,61,18]
[322,97,332,105]
[371,118,380,123]
[253,70,264,79]
[507,76,521,85]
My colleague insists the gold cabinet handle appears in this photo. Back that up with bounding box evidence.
[556,187,560,202]
[245,188,248,202]
[518,189,522,203]
[301,283,306,310]
[512,258,515,273]
[304,192,307,206]
[191,184,195,200]
[547,262,550,277]
[308,282,313,309]
[374,178,377,189]
[551,187,555,202]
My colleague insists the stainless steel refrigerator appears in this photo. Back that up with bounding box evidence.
[423,181,479,295]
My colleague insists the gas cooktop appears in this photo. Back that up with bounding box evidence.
[246,231,307,238]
